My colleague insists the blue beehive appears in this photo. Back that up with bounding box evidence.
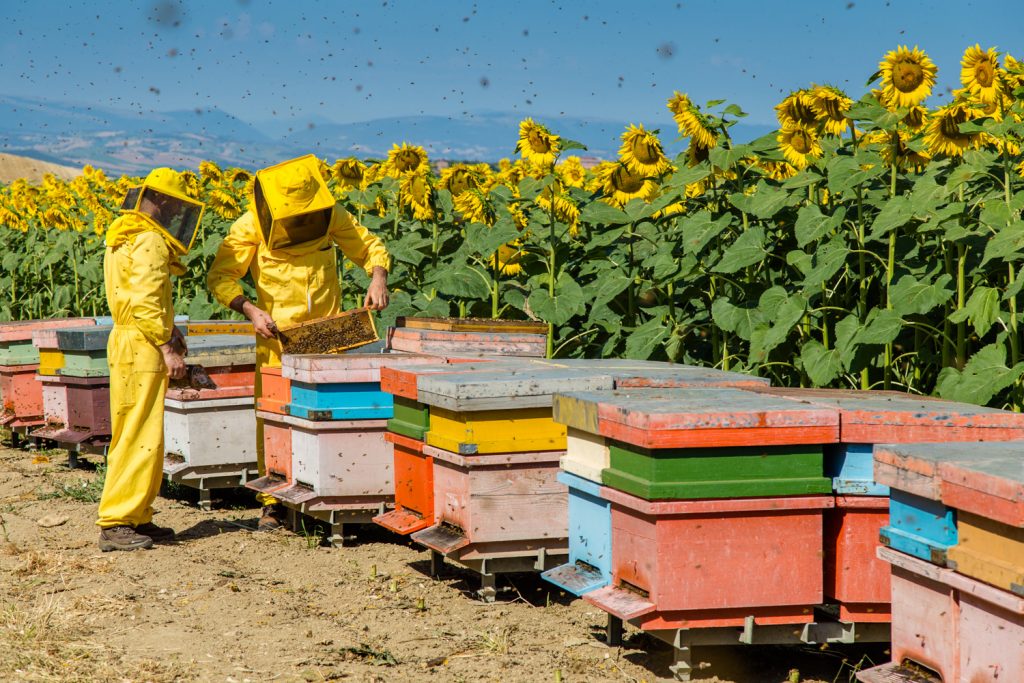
[825,443,890,496]
[287,380,394,420]
[880,489,957,565]
[541,470,612,596]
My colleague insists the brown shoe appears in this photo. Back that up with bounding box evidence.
[257,505,285,532]
[136,521,176,542]
[98,525,154,552]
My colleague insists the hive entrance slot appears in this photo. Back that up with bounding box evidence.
[619,579,650,599]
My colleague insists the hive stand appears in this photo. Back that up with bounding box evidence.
[281,497,389,548]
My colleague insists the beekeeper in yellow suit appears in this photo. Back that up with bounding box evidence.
[207,155,390,531]
[96,168,203,551]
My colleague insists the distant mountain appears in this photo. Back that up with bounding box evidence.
[0,94,775,175]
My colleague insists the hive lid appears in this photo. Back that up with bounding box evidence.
[397,316,548,334]
[379,360,526,400]
[929,441,1024,527]
[31,319,100,348]
[182,335,256,366]
[520,358,770,389]
[416,366,615,411]
[751,387,1024,443]
[553,387,840,448]
[0,317,97,343]
[282,352,444,384]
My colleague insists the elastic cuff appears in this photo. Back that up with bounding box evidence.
[364,260,391,276]
[229,295,249,315]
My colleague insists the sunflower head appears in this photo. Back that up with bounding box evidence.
[199,160,222,183]
[332,158,367,191]
[439,164,481,196]
[556,156,587,188]
[618,124,670,176]
[777,125,823,170]
[399,169,434,221]
[809,85,853,136]
[596,161,659,207]
[925,100,982,158]
[516,118,560,168]
[879,45,937,109]
[1002,54,1024,96]
[961,44,1001,104]
[386,143,428,176]
[776,90,819,128]
[667,92,718,149]
[454,189,496,226]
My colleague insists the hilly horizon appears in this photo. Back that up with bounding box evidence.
[0,94,774,176]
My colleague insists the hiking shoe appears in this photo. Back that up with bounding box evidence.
[98,525,154,552]
[257,505,286,532]
[135,521,176,542]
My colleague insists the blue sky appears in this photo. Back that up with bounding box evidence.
[1,0,1022,129]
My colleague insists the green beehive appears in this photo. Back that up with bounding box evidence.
[387,395,431,441]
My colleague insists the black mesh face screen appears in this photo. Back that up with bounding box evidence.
[270,208,331,249]
[139,187,202,250]
[120,187,142,211]
[254,178,273,245]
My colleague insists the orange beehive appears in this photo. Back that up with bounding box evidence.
[247,410,294,496]
[256,365,290,414]
[0,364,44,428]
[824,495,891,622]
[373,432,434,534]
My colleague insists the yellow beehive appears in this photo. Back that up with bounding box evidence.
[947,511,1024,594]
[426,406,566,455]
[37,349,65,376]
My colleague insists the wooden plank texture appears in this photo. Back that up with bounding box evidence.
[281,351,443,384]
[397,316,548,334]
[163,396,256,468]
[559,428,608,484]
[824,495,891,622]
[0,364,43,425]
[947,511,1024,595]
[425,406,566,454]
[416,367,615,412]
[0,317,96,343]
[386,327,546,357]
[387,396,430,441]
[602,442,831,500]
[826,443,889,496]
[0,341,40,365]
[374,431,434,534]
[933,442,1024,527]
[289,417,392,499]
[605,487,831,613]
[287,380,392,420]
[256,366,290,415]
[521,358,770,389]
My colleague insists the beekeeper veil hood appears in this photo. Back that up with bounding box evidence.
[253,155,335,250]
[118,168,205,255]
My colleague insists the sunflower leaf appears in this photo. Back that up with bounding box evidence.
[981,220,1024,265]
[528,273,585,326]
[795,205,846,247]
[429,264,491,300]
[935,343,1024,405]
[580,202,630,226]
[867,195,913,240]
[623,317,670,360]
[713,226,765,274]
[559,139,587,152]
[682,212,732,256]
[890,274,954,317]
[800,238,849,290]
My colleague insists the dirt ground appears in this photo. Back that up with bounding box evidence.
[0,444,888,683]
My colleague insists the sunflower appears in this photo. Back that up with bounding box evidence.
[925,101,982,157]
[758,160,799,181]
[902,104,929,131]
[537,189,581,237]
[618,124,670,176]
[332,158,367,191]
[490,243,523,276]
[879,45,937,109]
[179,170,202,199]
[496,158,530,189]
[556,156,587,188]
[875,131,931,169]
[199,160,222,183]
[386,143,429,176]
[399,169,434,221]
[961,44,1001,104]
[810,85,853,136]
[777,125,823,170]
[515,118,560,168]
[226,168,252,185]
[453,189,496,225]
[439,164,482,196]
[42,206,73,231]
[208,188,243,220]
[1003,54,1024,96]
[595,161,659,207]
[667,92,717,149]
[776,90,819,128]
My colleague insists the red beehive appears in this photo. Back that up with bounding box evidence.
[585,487,833,630]
[247,410,294,496]
[824,495,891,623]
[373,431,434,535]
[256,366,290,414]
[0,364,43,428]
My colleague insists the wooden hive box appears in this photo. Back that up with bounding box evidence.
[31,320,97,376]
[757,387,1024,497]
[559,428,609,484]
[163,395,256,471]
[417,367,614,455]
[282,352,442,421]
[397,316,548,334]
[873,442,988,565]
[541,470,613,596]
[55,326,112,377]
[863,546,1024,683]
[0,318,97,366]
[554,388,836,499]
[373,431,434,535]
[30,375,110,445]
[388,395,431,441]
[247,410,295,497]
[185,320,253,336]
[180,334,256,369]
[0,364,43,428]
[256,366,290,414]
[524,358,770,390]
[411,445,567,559]
[948,511,1024,596]
[272,416,392,506]
[824,495,891,622]
[386,326,546,357]
[585,488,833,630]
[932,440,1024,527]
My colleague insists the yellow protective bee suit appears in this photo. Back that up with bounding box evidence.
[96,215,178,528]
[207,206,390,504]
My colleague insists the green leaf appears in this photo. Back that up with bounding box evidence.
[859,308,903,345]
[385,232,432,266]
[800,340,842,385]
[646,252,679,281]
[835,313,863,370]
[713,226,765,274]
[935,343,1024,405]
[728,181,793,220]
[623,317,670,359]
[795,205,847,248]
[800,238,849,290]
[948,286,1002,337]
[665,165,711,189]
[430,265,490,300]
[466,221,520,258]
[982,220,1024,265]
[580,201,630,226]
[824,156,862,195]
[681,212,731,256]
[748,289,806,362]
[711,297,762,341]
[868,195,914,240]
[527,273,585,326]
[588,271,631,307]
[560,138,588,152]
[889,274,955,316]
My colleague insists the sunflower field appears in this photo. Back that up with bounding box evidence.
[3,44,1024,407]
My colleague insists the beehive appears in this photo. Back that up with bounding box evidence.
[247,410,295,497]
[163,395,257,469]
[55,326,112,377]
[541,471,613,596]
[386,326,546,357]
[0,364,43,427]
[824,495,891,622]
[31,375,110,444]
[256,366,290,414]
[373,431,434,534]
